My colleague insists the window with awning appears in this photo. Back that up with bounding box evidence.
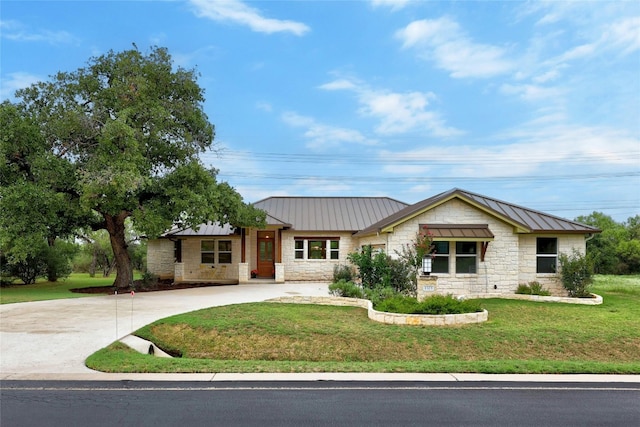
[420,224,494,274]
[420,224,494,241]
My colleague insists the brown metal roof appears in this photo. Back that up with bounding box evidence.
[163,222,236,237]
[253,197,409,231]
[355,188,600,236]
[422,224,495,240]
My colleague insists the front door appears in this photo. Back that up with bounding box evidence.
[257,231,275,278]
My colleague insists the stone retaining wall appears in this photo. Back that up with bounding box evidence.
[460,293,603,305]
[267,296,488,326]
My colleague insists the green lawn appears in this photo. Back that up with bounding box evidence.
[0,273,120,304]
[86,275,640,374]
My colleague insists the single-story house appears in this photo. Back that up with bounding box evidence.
[146,188,600,296]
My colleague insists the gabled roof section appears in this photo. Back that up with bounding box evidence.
[253,197,409,231]
[355,188,600,236]
[162,222,236,237]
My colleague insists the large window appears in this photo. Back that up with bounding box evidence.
[201,240,232,264]
[294,238,340,260]
[537,237,557,273]
[456,242,477,274]
[432,241,449,274]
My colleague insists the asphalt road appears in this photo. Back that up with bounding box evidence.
[2,381,639,426]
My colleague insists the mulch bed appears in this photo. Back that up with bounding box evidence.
[70,279,234,295]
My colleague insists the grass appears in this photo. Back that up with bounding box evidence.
[86,275,640,374]
[0,273,120,304]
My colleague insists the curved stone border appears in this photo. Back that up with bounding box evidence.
[267,296,488,326]
[459,293,603,305]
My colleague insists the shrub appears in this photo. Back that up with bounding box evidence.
[375,294,482,315]
[347,245,416,297]
[558,250,595,298]
[515,281,551,296]
[332,264,355,283]
[364,285,401,306]
[328,280,365,298]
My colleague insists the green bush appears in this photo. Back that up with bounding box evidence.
[364,285,401,306]
[328,280,365,298]
[332,264,355,283]
[375,294,483,315]
[347,245,416,297]
[558,250,595,298]
[515,281,551,296]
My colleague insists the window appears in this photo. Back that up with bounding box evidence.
[218,240,232,264]
[308,240,326,259]
[295,238,340,260]
[432,241,449,274]
[174,239,182,263]
[330,240,339,260]
[294,240,304,259]
[201,239,232,264]
[537,237,557,273]
[456,242,477,274]
[201,240,215,264]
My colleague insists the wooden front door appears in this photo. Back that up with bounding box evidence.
[257,231,275,278]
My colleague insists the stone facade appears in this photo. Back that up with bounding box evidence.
[280,230,357,281]
[146,239,174,280]
[146,195,591,295]
[176,237,241,282]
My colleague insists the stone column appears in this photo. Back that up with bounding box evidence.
[417,275,438,301]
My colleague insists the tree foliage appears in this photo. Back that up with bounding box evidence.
[2,46,265,288]
[575,212,640,274]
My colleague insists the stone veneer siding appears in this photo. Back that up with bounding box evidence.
[280,231,358,281]
[517,234,586,295]
[147,239,175,279]
[381,199,587,296]
[383,199,519,295]
[177,237,241,282]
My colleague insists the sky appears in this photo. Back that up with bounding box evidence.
[2,0,639,222]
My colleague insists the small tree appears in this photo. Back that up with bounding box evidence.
[396,225,435,275]
[558,249,595,298]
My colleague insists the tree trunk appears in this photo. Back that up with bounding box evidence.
[105,211,133,289]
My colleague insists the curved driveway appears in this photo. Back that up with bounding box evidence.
[0,282,329,375]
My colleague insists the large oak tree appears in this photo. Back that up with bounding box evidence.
[2,46,265,288]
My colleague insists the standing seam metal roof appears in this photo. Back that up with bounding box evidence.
[355,188,600,236]
[253,197,410,231]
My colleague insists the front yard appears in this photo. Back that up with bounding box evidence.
[86,275,640,374]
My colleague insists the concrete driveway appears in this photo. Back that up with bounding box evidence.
[0,282,329,375]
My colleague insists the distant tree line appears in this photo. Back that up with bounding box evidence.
[576,212,640,274]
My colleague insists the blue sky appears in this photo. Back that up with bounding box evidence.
[2,0,639,222]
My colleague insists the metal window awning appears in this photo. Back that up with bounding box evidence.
[419,224,494,241]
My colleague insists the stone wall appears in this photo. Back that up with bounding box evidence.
[384,199,520,295]
[518,234,587,295]
[178,237,241,282]
[268,296,488,326]
[280,230,358,281]
[146,239,175,279]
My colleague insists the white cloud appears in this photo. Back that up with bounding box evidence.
[370,0,412,11]
[188,0,310,35]
[395,17,514,78]
[0,20,77,45]
[0,72,43,101]
[599,16,640,55]
[499,83,565,102]
[281,111,376,150]
[320,77,463,137]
